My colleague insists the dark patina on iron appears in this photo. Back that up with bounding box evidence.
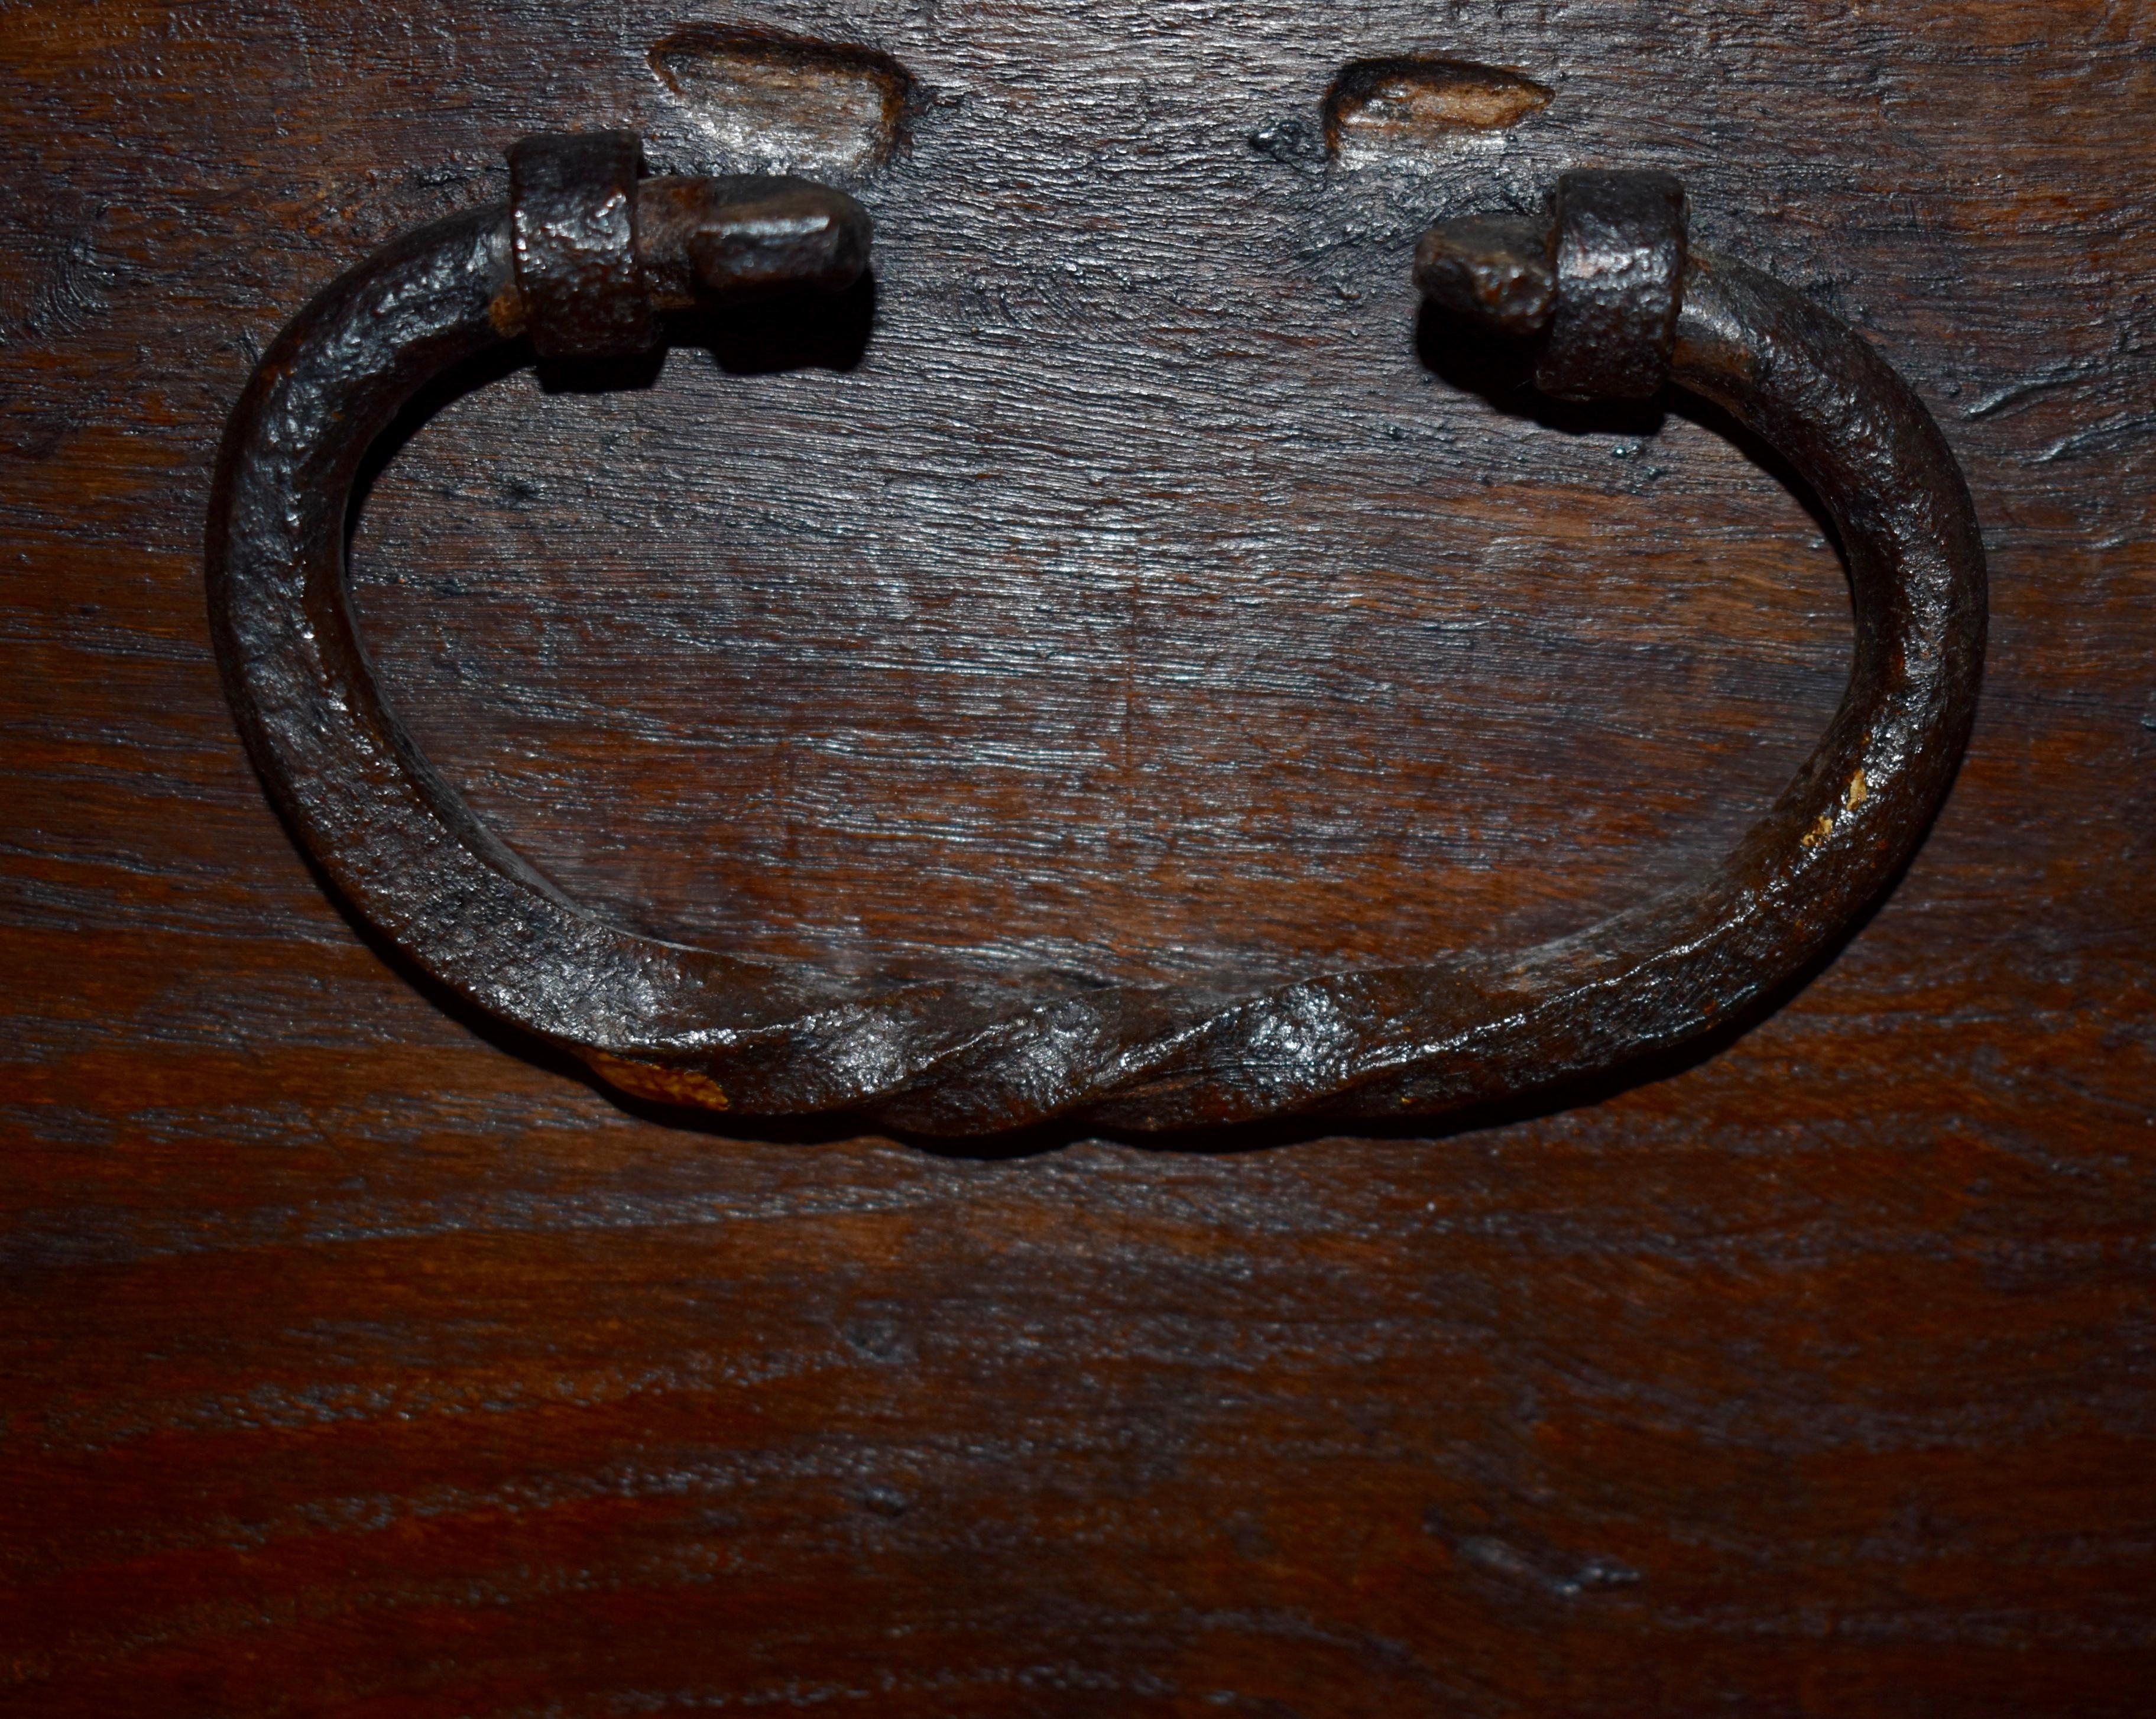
[206,141,1986,1134]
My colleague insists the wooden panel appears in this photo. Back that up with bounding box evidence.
[2,0,2152,1711]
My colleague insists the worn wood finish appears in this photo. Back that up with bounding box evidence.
[2,0,2151,1711]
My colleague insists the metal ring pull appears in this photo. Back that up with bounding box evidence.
[207,138,1985,1134]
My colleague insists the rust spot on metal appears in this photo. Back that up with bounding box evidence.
[1324,57,1551,163]
[485,280,527,338]
[649,23,919,174]
[586,1052,731,1111]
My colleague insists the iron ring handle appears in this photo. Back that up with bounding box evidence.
[207,137,1986,1134]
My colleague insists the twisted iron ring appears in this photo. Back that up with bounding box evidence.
[207,138,1985,1134]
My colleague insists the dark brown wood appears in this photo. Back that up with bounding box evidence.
[3,1,2152,1712]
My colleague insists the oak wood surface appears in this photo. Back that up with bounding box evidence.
[3,0,2152,1711]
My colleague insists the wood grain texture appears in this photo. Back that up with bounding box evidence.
[2,0,2152,1711]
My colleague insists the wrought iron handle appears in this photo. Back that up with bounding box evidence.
[207,138,1985,1134]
